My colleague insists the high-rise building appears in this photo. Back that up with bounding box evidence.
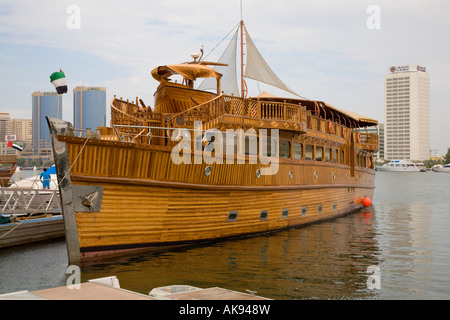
[384,65,430,161]
[32,91,63,158]
[73,86,106,135]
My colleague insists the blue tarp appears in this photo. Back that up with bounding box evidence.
[46,166,56,174]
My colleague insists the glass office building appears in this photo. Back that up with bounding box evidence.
[73,86,106,135]
[32,91,63,157]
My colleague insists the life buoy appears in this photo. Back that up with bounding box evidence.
[357,133,361,143]
[342,128,347,138]
[328,122,334,134]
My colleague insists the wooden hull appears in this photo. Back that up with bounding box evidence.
[50,130,375,263]
[0,173,14,188]
[76,181,373,261]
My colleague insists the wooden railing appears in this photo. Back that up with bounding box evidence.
[108,96,379,151]
[167,94,307,128]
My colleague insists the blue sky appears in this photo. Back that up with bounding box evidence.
[0,0,449,155]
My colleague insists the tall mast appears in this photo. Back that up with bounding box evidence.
[240,20,247,98]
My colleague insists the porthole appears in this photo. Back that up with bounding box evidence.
[314,171,318,179]
[289,171,293,180]
[332,172,336,179]
[333,203,337,211]
[282,208,289,219]
[346,173,349,180]
[301,206,307,216]
[204,166,212,176]
[260,210,268,221]
[227,211,238,222]
[318,205,323,214]
[256,169,261,179]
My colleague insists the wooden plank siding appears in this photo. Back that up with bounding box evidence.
[59,137,374,261]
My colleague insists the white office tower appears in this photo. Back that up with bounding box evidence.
[384,65,430,161]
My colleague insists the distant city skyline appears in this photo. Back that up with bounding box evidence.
[1,1,449,155]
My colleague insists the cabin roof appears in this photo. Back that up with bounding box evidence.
[151,64,222,82]
[253,92,378,128]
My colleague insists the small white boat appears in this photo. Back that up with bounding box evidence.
[375,159,420,172]
[432,164,450,173]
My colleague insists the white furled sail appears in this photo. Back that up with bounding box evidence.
[198,30,239,96]
[243,26,300,97]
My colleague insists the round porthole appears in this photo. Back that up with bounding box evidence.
[204,166,212,176]
[227,211,238,222]
[256,169,261,179]
[260,210,268,221]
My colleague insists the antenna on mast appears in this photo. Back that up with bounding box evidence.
[240,0,247,98]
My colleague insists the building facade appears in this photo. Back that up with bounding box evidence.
[32,91,63,158]
[384,65,430,161]
[73,86,106,135]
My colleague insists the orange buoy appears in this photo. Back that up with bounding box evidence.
[362,197,372,207]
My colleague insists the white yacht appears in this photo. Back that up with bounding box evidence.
[375,159,420,172]
[432,164,450,173]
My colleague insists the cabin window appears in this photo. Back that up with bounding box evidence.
[282,208,289,219]
[318,205,323,214]
[228,211,238,222]
[244,136,258,155]
[332,149,337,163]
[223,132,238,156]
[260,210,268,221]
[333,203,337,211]
[340,150,345,164]
[305,145,314,160]
[293,142,303,159]
[316,146,323,162]
[325,148,331,162]
[262,136,277,157]
[279,140,290,158]
[356,154,360,167]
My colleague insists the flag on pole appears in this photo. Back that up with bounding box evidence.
[50,69,68,94]
[7,141,23,151]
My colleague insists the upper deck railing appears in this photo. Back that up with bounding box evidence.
[109,95,378,151]
[166,94,307,128]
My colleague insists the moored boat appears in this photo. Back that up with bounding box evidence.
[47,20,379,264]
[0,155,17,187]
[375,159,420,172]
[432,164,450,173]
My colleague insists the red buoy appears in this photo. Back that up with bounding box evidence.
[362,197,372,207]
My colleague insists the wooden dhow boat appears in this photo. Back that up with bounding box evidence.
[48,21,379,264]
[0,155,17,187]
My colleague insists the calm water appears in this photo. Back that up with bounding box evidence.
[1,171,450,299]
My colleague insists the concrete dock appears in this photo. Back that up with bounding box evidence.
[0,276,270,300]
